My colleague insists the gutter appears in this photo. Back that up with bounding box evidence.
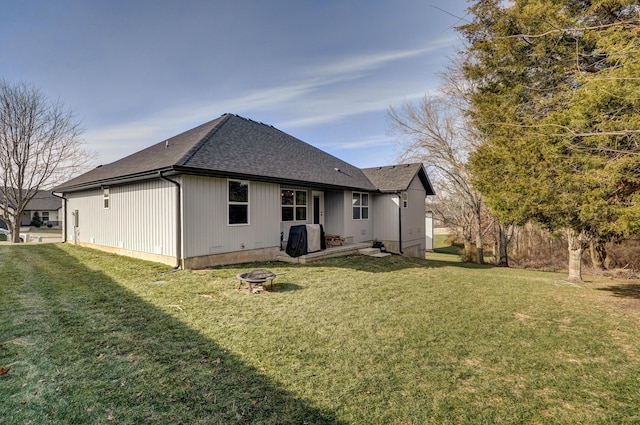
[397,191,403,255]
[58,168,376,196]
[172,166,378,193]
[159,171,182,269]
[56,169,175,193]
[51,191,67,243]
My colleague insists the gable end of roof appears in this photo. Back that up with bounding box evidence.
[362,163,435,195]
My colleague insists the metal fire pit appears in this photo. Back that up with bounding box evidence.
[236,269,281,293]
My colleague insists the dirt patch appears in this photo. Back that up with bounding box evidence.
[237,285,272,295]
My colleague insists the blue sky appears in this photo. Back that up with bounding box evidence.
[2,0,470,169]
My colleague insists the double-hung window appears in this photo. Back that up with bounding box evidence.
[228,180,249,225]
[281,189,307,221]
[352,192,369,220]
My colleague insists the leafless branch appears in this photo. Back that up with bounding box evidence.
[0,79,95,241]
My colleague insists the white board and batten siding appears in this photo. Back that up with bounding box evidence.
[65,179,177,258]
[370,192,406,254]
[400,177,427,254]
[369,177,427,256]
[323,190,345,237]
[341,191,374,243]
[181,175,281,259]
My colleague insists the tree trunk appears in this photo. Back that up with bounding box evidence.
[492,238,497,263]
[463,238,474,262]
[475,237,484,265]
[496,224,511,267]
[474,209,484,265]
[566,229,586,282]
[589,240,608,270]
[9,213,21,243]
[476,248,483,264]
[459,222,475,262]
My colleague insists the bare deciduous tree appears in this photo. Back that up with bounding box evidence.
[0,79,92,242]
[388,91,489,264]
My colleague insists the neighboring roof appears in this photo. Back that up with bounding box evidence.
[56,114,377,192]
[362,163,435,195]
[26,191,63,211]
[0,189,62,211]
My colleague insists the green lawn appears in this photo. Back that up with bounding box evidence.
[1,244,639,424]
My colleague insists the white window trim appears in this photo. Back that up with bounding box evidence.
[352,191,369,220]
[103,188,110,209]
[227,179,250,226]
[402,191,409,208]
[281,188,308,222]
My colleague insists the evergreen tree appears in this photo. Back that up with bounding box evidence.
[459,0,640,281]
[31,211,42,228]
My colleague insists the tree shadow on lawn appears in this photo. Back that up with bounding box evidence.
[275,252,496,274]
[195,249,496,297]
[5,246,344,424]
[597,283,640,300]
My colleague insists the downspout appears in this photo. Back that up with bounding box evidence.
[159,172,182,269]
[51,191,67,243]
[397,191,403,255]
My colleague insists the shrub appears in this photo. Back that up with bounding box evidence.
[31,212,42,228]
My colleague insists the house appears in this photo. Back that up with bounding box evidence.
[1,190,63,229]
[54,114,434,268]
[362,164,434,257]
[21,191,63,227]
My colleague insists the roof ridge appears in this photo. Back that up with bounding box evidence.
[220,114,351,167]
[176,113,233,166]
[362,162,421,170]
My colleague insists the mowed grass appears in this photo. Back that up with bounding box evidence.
[1,244,639,424]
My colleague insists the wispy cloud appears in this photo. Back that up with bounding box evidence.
[308,37,456,78]
[318,134,392,151]
[179,41,439,123]
[85,41,454,163]
[278,90,428,129]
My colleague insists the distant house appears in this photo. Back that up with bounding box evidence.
[1,190,63,228]
[21,191,63,227]
[54,114,434,268]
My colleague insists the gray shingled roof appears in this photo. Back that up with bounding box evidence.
[361,163,435,195]
[27,191,63,211]
[0,189,62,211]
[56,114,377,192]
